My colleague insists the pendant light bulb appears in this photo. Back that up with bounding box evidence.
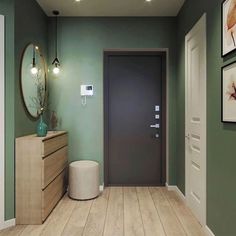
[52,57,60,75]
[53,65,60,75]
[31,66,38,75]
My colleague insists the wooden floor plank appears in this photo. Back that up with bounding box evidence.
[123,187,145,236]
[103,187,124,236]
[0,187,208,236]
[149,187,187,236]
[161,188,206,236]
[136,187,165,236]
[61,199,93,236]
[82,188,110,236]
[0,226,26,236]
[39,195,76,236]
[19,194,66,236]
[19,224,47,236]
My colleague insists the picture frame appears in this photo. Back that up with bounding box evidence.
[222,61,236,122]
[222,0,236,57]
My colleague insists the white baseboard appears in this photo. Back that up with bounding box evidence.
[204,225,215,236]
[165,183,186,203]
[99,184,104,192]
[0,218,16,230]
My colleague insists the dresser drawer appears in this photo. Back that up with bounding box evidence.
[42,169,67,221]
[42,146,68,189]
[42,134,68,157]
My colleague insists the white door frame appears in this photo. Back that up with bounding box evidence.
[185,13,207,226]
[0,14,5,229]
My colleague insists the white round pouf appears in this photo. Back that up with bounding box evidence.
[69,160,100,200]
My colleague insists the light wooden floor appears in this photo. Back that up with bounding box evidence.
[0,187,206,236]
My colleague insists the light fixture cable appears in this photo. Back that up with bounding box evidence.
[33,46,36,67]
[52,10,60,75]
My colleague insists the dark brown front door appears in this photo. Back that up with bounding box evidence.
[104,51,166,186]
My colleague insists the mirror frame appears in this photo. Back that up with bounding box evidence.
[20,43,48,119]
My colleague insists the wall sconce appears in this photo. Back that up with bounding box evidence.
[52,10,60,75]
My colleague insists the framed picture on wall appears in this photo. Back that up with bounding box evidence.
[222,61,236,122]
[222,0,236,57]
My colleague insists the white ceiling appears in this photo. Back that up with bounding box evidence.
[36,0,185,17]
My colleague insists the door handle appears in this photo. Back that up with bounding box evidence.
[150,124,160,129]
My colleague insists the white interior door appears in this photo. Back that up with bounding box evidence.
[185,14,206,225]
[0,15,5,228]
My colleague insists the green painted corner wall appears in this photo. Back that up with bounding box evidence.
[12,0,48,221]
[177,0,236,235]
[0,0,15,221]
[0,0,48,221]
[47,17,178,185]
[15,0,48,138]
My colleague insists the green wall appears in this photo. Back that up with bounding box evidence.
[176,0,236,235]
[0,0,15,221]
[15,0,48,137]
[48,17,178,184]
[0,0,48,221]
[12,0,48,221]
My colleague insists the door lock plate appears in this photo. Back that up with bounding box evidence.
[150,124,160,129]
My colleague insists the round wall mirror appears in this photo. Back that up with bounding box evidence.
[20,44,47,118]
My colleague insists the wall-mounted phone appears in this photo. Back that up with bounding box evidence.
[81,85,94,96]
[81,85,94,106]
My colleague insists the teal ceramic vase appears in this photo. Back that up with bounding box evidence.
[37,114,48,137]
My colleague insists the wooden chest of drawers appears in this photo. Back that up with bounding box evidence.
[16,131,68,225]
